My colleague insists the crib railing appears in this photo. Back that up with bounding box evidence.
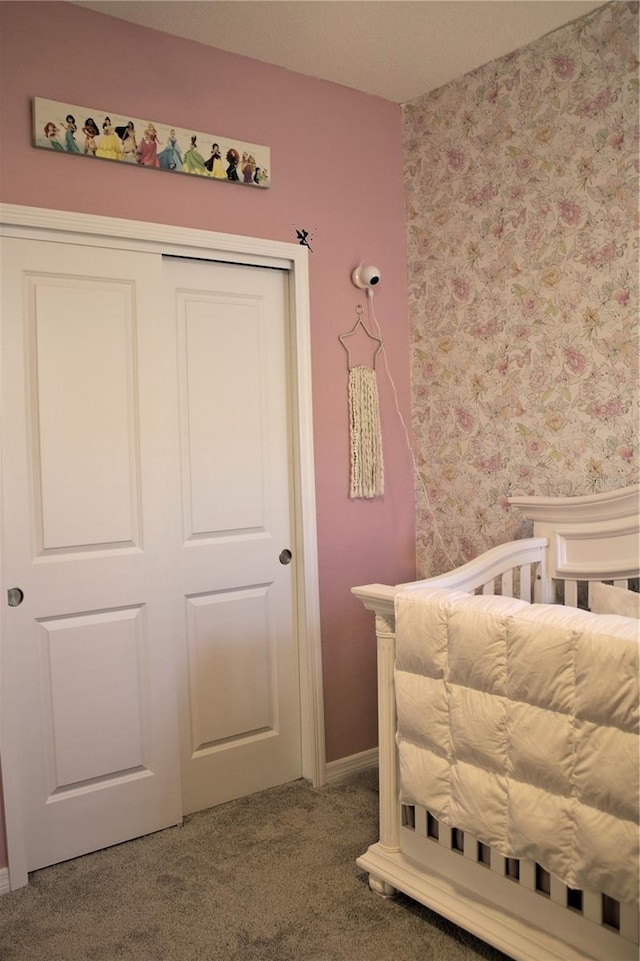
[355,537,549,623]
[399,536,548,602]
[360,534,638,612]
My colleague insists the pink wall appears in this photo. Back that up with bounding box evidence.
[0,1,415,865]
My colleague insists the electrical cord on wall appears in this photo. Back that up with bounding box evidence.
[365,287,458,571]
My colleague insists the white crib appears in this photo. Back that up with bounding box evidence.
[353,485,639,961]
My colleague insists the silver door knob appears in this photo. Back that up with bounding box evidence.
[279,549,292,565]
[7,587,24,607]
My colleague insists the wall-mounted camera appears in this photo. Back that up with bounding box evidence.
[351,264,381,290]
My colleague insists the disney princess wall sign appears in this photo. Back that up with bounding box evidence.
[33,97,270,187]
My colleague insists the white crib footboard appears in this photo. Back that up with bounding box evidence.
[353,589,639,961]
[357,830,638,961]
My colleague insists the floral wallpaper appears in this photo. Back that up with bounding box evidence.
[403,1,639,577]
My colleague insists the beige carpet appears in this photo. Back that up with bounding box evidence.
[0,769,510,961]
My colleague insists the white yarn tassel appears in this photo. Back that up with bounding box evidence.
[348,365,384,498]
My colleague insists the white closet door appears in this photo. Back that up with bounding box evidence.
[164,257,301,815]
[0,238,183,871]
[1,240,302,874]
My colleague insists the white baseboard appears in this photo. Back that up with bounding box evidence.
[325,747,378,782]
[0,868,10,895]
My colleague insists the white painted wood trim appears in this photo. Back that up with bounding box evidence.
[0,867,10,896]
[0,204,300,266]
[0,321,29,889]
[0,203,326,888]
[286,249,326,788]
[325,747,378,782]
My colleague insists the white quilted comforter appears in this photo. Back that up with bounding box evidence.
[394,587,639,904]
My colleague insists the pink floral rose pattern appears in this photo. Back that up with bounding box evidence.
[403,1,639,577]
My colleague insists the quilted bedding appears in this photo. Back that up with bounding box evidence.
[394,587,639,904]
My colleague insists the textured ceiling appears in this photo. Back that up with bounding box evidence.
[72,1,605,103]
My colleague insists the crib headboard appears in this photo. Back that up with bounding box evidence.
[509,485,639,581]
[509,484,639,604]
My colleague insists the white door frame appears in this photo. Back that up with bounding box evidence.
[0,203,326,891]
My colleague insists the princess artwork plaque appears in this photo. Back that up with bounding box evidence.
[33,97,270,188]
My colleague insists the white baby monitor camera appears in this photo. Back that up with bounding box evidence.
[351,264,381,290]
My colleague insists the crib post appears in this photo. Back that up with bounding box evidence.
[374,611,401,855]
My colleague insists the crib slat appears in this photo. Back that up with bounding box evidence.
[414,806,427,836]
[501,568,514,599]
[549,874,566,905]
[583,890,603,924]
[564,579,578,607]
[482,581,494,595]
[490,848,507,875]
[613,579,629,590]
[438,823,453,849]
[518,859,536,891]
[519,564,531,602]
[463,830,478,862]
[619,901,640,943]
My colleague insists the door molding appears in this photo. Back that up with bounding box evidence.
[0,203,326,891]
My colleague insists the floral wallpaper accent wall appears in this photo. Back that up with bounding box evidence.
[403,1,639,577]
